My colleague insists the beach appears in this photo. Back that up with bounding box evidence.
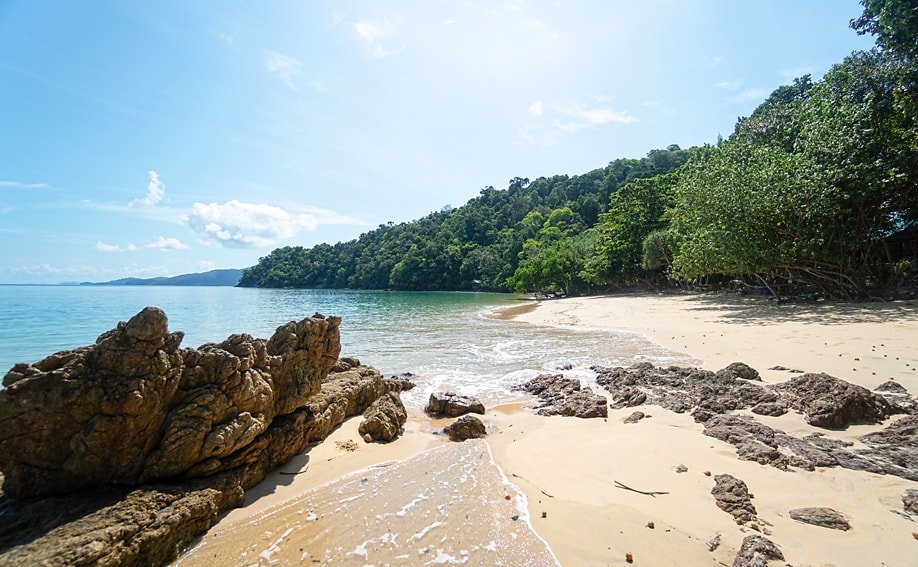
[178,293,918,566]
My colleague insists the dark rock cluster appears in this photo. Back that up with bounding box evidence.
[513,373,608,418]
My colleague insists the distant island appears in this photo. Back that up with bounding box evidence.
[80,268,245,287]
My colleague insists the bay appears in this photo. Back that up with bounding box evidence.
[0,286,688,407]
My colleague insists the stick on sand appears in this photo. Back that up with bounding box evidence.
[614,480,669,497]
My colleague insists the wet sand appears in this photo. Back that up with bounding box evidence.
[177,439,556,566]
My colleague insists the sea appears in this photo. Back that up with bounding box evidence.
[0,286,688,408]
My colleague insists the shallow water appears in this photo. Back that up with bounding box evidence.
[0,286,690,406]
[177,441,559,566]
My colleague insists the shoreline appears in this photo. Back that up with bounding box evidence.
[179,293,918,566]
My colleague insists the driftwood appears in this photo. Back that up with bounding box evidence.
[614,480,669,497]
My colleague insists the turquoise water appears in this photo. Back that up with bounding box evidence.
[0,286,688,407]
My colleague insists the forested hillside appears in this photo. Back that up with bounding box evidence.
[241,2,916,299]
[238,147,692,291]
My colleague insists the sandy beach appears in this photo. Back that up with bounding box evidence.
[178,293,918,567]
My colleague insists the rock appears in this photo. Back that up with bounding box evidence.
[358,391,407,443]
[675,464,688,473]
[731,535,784,567]
[0,308,413,566]
[424,392,485,417]
[788,507,851,531]
[623,411,646,423]
[594,363,770,419]
[768,365,789,371]
[875,381,909,395]
[771,372,896,428]
[443,415,487,442]
[904,489,918,515]
[706,533,721,552]
[719,362,761,381]
[857,416,918,481]
[751,401,788,417]
[711,474,757,524]
[513,374,608,418]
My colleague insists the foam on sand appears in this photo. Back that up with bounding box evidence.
[178,440,558,566]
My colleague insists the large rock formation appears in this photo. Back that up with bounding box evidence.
[771,373,895,428]
[0,308,413,565]
[513,373,608,418]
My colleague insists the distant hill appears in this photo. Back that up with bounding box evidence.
[82,268,245,287]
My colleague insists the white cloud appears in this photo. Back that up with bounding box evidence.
[580,108,636,125]
[552,103,636,131]
[730,88,769,104]
[146,236,189,251]
[9,263,167,279]
[197,260,216,272]
[311,79,327,92]
[95,241,136,253]
[131,170,165,207]
[266,51,302,89]
[0,180,51,190]
[714,80,741,91]
[528,101,544,116]
[184,200,320,248]
[353,17,403,58]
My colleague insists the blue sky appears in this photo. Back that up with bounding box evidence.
[0,0,874,283]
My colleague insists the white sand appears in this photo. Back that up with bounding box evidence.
[179,293,918,567]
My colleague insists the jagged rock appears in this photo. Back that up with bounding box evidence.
[443,415,487,442]
[731,535,784,567]
[623,411,646,424]
[704,415,812,470]
[751,401,788,416]
[904,489,918,515]
[425,392,485,417]
[771,373,895,428]
[788,507,851,531]
[875,381,909,395]
[358,391,407,443]
[513,374,608,418]
[719,362,761,382]
[712,474,757,524]
[0,308,344,499]
[0,309,413,566]
[675,464,688,473]
[857,415,918,481]
[594,363,769,420]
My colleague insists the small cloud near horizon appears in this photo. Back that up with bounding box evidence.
[146,236,189,251]
[95,241,137,253]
